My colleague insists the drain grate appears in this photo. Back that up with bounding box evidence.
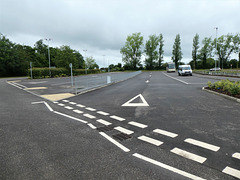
[97,125,114,132]
[112,133,132,141]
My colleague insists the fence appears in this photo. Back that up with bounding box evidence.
[195,71,240,77]
[74,71,142,94]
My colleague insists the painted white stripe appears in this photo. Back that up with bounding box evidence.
[12,82,27,89]
[184,138,220,152]
[171,148,207,164]
[88,123,96,129]
[69,102,77,105]
[57,103,65,106]
[232,152,240,160]
[99,132,130,152]
[73,109,83,114]
[128,121,148,128]
[133,153,206,180]
[97,111,110,116]
[138,136,163,146]
[114,126,134,135]
[97,119,112,126]
[162,72,189,85]
[32,101,53,112]
[53,111,87,124]
[83,114,96,119]
[222,166,240,179]
[110,115,125,121]
[64,106,74,110]
[53,102,58,104]
[86,107,96,111]
[153,129,178,138]
[76,104,86,108]
[7,82,23,89]
[62,100,69,102]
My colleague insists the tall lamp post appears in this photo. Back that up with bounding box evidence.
[83,49,87,74]
[214,27,218,71]
[102,55,105,71]
[45,38,51,77]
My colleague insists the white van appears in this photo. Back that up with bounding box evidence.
[166,63,176,72]
[178,65,192,76]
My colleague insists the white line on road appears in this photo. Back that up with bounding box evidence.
[153,129,178,138]
[162,72,189,85]
[97,119,112,126]
[128,121,148,128]
[73,109,83,114]
[62,100,69,102]
[76,104,86,108]
[97,111,110,116]
[171,147,207,164]
[99,132,130,152]
[53,111,87,124]
[57,103,65,106]
[69,102,77,105]
[138,136,163,146]
[184,138,220,152]
[232,152,240,160]
[64,106,74,110]
[114,126,134,135]
[83,114,96,119]
[85,107,96,111]
[133,153,206,180]
[88,123,96,129]
[222,166,240,179]
[110,115,125,121]
[32,101,53,112]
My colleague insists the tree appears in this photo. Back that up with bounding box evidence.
[172,34,182,68]
[158,34,164,68]
[144,34,159,70]
[199,37,213,68]
[192,33,200,69]
[85,56,99,69]
[120,32,144,70]
[232,33,240,68]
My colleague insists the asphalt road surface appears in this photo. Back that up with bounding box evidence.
[1,72,240,180]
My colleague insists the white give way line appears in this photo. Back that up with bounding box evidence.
[122,94,149,107]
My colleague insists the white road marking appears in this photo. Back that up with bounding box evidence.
[7,82,23,89]
[162,72,189,85]
[114,126,134,135]
[83,114,96,119]
[88,123,96,129]
[53,111,87,124]
[99,132,130,152]
[73,109,83,114]
[222,166,240,179]
[64,106,74,110]
[184,138,220,152]
[133,153,206,180]
[62,100,69,102]
[128,121,148,128]
[32,101,53,112]
[97,111,110,116]
[153,129,178,138]
[232,152,240,160]
[57,103,65,106]
[171,148,207,164]
[121,94,149,107]
[110,115,125,121]
[69,102,77,105]
[85,107,96,111]
[76,104,86,108]
[138,136,163,146]
[53,102,58,104]
[97,119,112,126]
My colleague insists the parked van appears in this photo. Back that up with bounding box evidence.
[166,63,176,72]
[178,65,192,76]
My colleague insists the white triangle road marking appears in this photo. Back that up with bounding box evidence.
[121,94,149,107]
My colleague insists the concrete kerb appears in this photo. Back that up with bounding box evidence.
[202,86,240,103]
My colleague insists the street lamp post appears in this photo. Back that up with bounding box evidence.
[102,55,105,72]
[83,49,87,74]
[45,38,51,77]
[214,27,218,72]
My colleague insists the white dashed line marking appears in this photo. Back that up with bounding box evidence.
[62,100,69,102]
[222,166,240,179]
[128,121,148,128]
[64,106,74,110]
[153,129,178,138]
[53,102,58,104]
[73,109,83,114]
[99,132,130,152]
[171,148,207,164]
[83,114,96,119]
[138,136,163,146]
[233,152,240,160]
[57,103,65,106]
[53,111,87,124]
[76,104,86,108]
[86,107,96,111]
[97,111,110,116]
[184,138,220,152]
[69,102,77,105]
[110,115,125,121]
[114,126,134,135]
[88,123,96,129]
[97,119,112,126]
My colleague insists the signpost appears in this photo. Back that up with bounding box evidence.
[30,62,33,79]
[69,63,73,87]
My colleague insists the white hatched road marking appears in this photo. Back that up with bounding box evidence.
[58,103,65,106]
[128,121,148,128]
[184,138,220,152]
[69,102,77,105]
[53,111,87,124]
[153,129,178,138]
[76,104,86,108]
[83,114,96,119]
[97,119,112,126]
[73,109,83,114]
[65,106,74,110]
[53,102,58,104]
[222,166,240,179]
[171,148,207,164]
[88,123,96,129]
[138,135,163,146]
[85,107,96,111]
[114,126,134,135]
[110,115,125,121]
[99,132,130,152]
[97,111,110,116]
[133,153,206,180]
[62,100,69,102]
[232,152,240,160]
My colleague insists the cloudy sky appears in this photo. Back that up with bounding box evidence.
[1,0,240,67]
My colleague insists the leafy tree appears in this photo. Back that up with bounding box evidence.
[199,37,213,68]
[120,32,144,70]
[85,56,99,69]
[172,34,183,68]
[192,33,200,69]
[144,34,159,70]
[158,34,164,69]
[232,33,240,68]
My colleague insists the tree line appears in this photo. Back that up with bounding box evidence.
[120,32,240,70]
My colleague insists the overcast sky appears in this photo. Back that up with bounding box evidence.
[1,0,240,67]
